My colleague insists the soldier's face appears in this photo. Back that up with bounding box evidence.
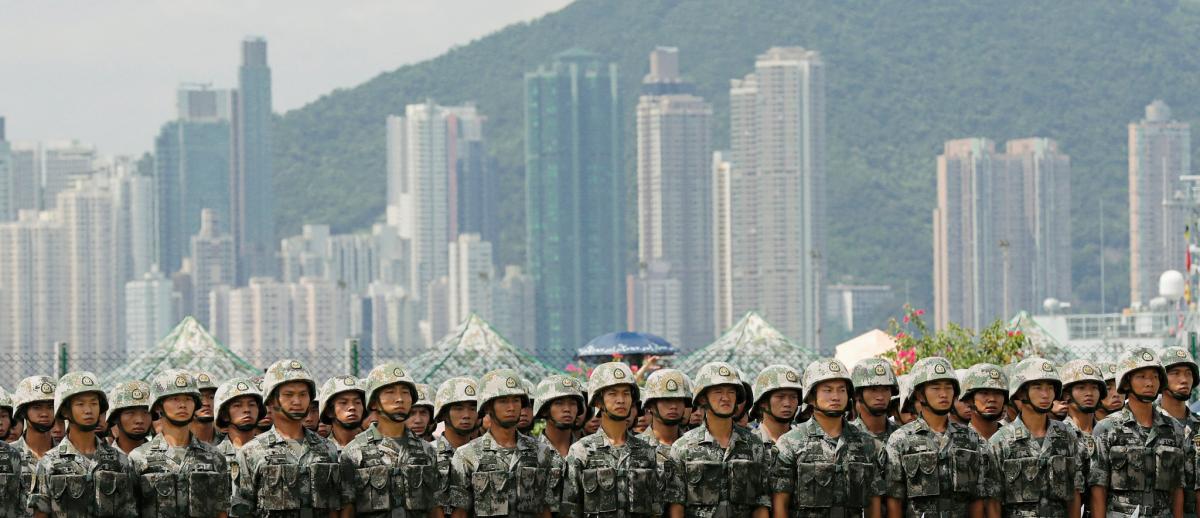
[1128,369,1161,399]
[548,398,579,428]
[68,394,101,428]
[920,381,955,413]
[118,408,150,437]
[518,406,533,429]
[273,382,313,420]
[1024,381,1057,411]
[408,407,431,436]
[813,381,849,414]
[1069,383,1100,410]
[333,393,364,425]
[1166,366,1194,395]
[0,408,10,438]
[161,394,197,424]
[652,399,686,425]
[971,389,1006,419]
[1102,381,1121,410]
[490,395,523,428]
[704,385,739,418]
[600,386,633,420]
[7,419,23,441]
[859,386,892,413]
[767,389,800,420]
[302,401,320,430]
[26,401,54,428]
[227,395,261,427]
[197,390,215,419]
[373,384,414,420]
[447,402,478,433]
[687,407,703,426]
[51,418,65,442]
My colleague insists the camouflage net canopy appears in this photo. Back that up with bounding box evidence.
[101,317,260,388]
[408,314,562,387]
[677,312,818,376]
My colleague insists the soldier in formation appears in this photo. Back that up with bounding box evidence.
[432,376,480,517]
[191,371,219,445]
[105,380,152,455]
[750,364,804,449]
[0,385,29,517]
[411,384,436,442]
[1158,347,1200,518]
[318,375,365,451]
[212,376,265,492]
[533,374,585,516]
[851,357,900,442]
[13,376,58,487]
[959,363,1008,442]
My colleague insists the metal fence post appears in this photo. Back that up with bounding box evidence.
[346,338,360,378]
[56,342,68,378]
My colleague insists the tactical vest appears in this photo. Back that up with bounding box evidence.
[677,429,768,517]
[785,432,876,515]
[135,441,230,517]
[893,424,984,517]
[348,433,440,514]
[45,448,132,517]
[1100,418,1187,517]
[251,434,341,513]
[574,436,657,516]
[0,445,25,518]
[468,438,544,517]
[993,424,1078,517]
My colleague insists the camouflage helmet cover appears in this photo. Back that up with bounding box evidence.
[105,380,152,423]
[1115,347,1166,394]
[851,358,898,395]
[318,375,365,424]
[691,362,745,407]
[1098,362,1119,382]
[906,357,959,401]
[533,375,585,418]
[54,371,108,420]
[0,386,11,414]
[959,363,1008,401]
[587,362,640,406]
[214,377,265,428]
[800,359,852,403]
[262,359,318,403]
[1059,359,1107,400]
[364,363,418,408]
[1160,346,1200,385]
[476,368,530,411]
[753,365,805,409]
[13,375,56,420]
[897,374,916,413]
[1007,357,1062,399]
[521,379,536,409]
[434,377,478,421]
[641,369,693,408]
[193,371,218,392]
[149,369,202,418]
[414,384,434,411]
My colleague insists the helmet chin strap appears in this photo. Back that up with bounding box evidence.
[1132,393,1158,403]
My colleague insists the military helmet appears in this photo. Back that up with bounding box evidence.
[318,375,365,424]
[959,363,1008,401]
[214,377,265,428]
[800,359,852,403]
[476,369,530,411]
[364,363,418,408]
[0,386,11,416]
[587,362,639,406]
[53,371,108,420]
[1098,362,1119,382]
[262,359,318,403]
[521,379,536,409]
[414,384,434,412]
[13,375,56,420]
[1116,347,1166,394]
[1161,346,1200,385]
[691,362,745,407]
[193,371,218,393]
[434,377,478,421]
[641,369,693,408]
[1059,359,1107,400]
[906,357,959,402]
[752,365,805,411]
[851,358,898,395]
[1007,357,1062,399]
[897,374,916,414]
[105,380,152,424]
[149,369,202,419]
[533,375,585,418]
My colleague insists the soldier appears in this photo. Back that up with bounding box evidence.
[851,358,901,442]
[447,368,555,518]
[433,377,479,517]
[1088,347,1188,517]
[987,357,1085,517]
[129,369,231,517]
[1059,359,1105,518]
[665,361,771,517]
[411,384,436,442]
[105,381,152,454]
[517,379,537,436]
[532,375,584,517]
[893,374,917,426]
[212,377,265,490]
[0,385,29,517]
[1159,346,1200,518]
[639,369,692,454]
[302,398,322,435]
[233,359,343,517]
[751,364,804,445]
[772,358,885,517]
[29,371,138,518]
[733,369,755,430]
[959,363,1008,441]
[318,375,365,451]
[951,369,975,427]
[1095,362,1122,422]
[191,371,219,444]
[338,362,443,517]
[562,362,659,517]
[12,376,58,485]
[884,357,989,518]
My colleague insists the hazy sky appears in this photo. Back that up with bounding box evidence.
[0,0,572,155]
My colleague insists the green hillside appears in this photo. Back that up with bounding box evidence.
[272,0,1200,325]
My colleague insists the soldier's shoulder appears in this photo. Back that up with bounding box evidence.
[675,426,705,446]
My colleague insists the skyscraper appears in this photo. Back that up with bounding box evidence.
[0,117,12,221]
[154,84,233,274]
[447,233,494,326]
[125,268,174,354]
[1008,138,1072,305]
[59,179,122,360]
[447,108,497,248]
[525,48,625,358]
[493,265,537,354]
[39,141,97,211]
[0,210,65,385]
[718,47,825,349]
[386,102,451,301]
[1129,100,1191,306]
[232,37,276,282]
[634,47,713,350]
[190,208,236,327]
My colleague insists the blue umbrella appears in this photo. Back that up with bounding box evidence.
[577,331,677,358]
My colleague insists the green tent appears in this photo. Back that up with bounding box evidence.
[102,317,260,387]
[408,314,562,387]
[677,311,818,377]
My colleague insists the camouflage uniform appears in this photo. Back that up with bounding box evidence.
[212,377,266,485]
[12,375,57,490]
[533,374,586,515]
[1161,346,1200,518]
[884,357,989,518]
[413,384,435,435]
[773,358,886,518]
[561,363,659,517]
[433,376,478,515]
[317,375,365,453]
[338,363,442,516]
[1059,359,1106,486]
[447,369,555,517]
[129,370,231,517]
[0,386,29,517]
[1088,347,1188,518]
[958,363,1007,437]
[849,358,900,442]
[28,371,138,518]
[233,359,343,517]
[636,369,692,490]
[665,362,771,517]
[749,364,803,470]
[193,371,220,444]
[988,358,1085,517]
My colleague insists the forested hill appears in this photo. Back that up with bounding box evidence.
[272,0,1200,318]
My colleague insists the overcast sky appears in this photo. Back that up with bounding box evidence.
[0,0,572,155]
